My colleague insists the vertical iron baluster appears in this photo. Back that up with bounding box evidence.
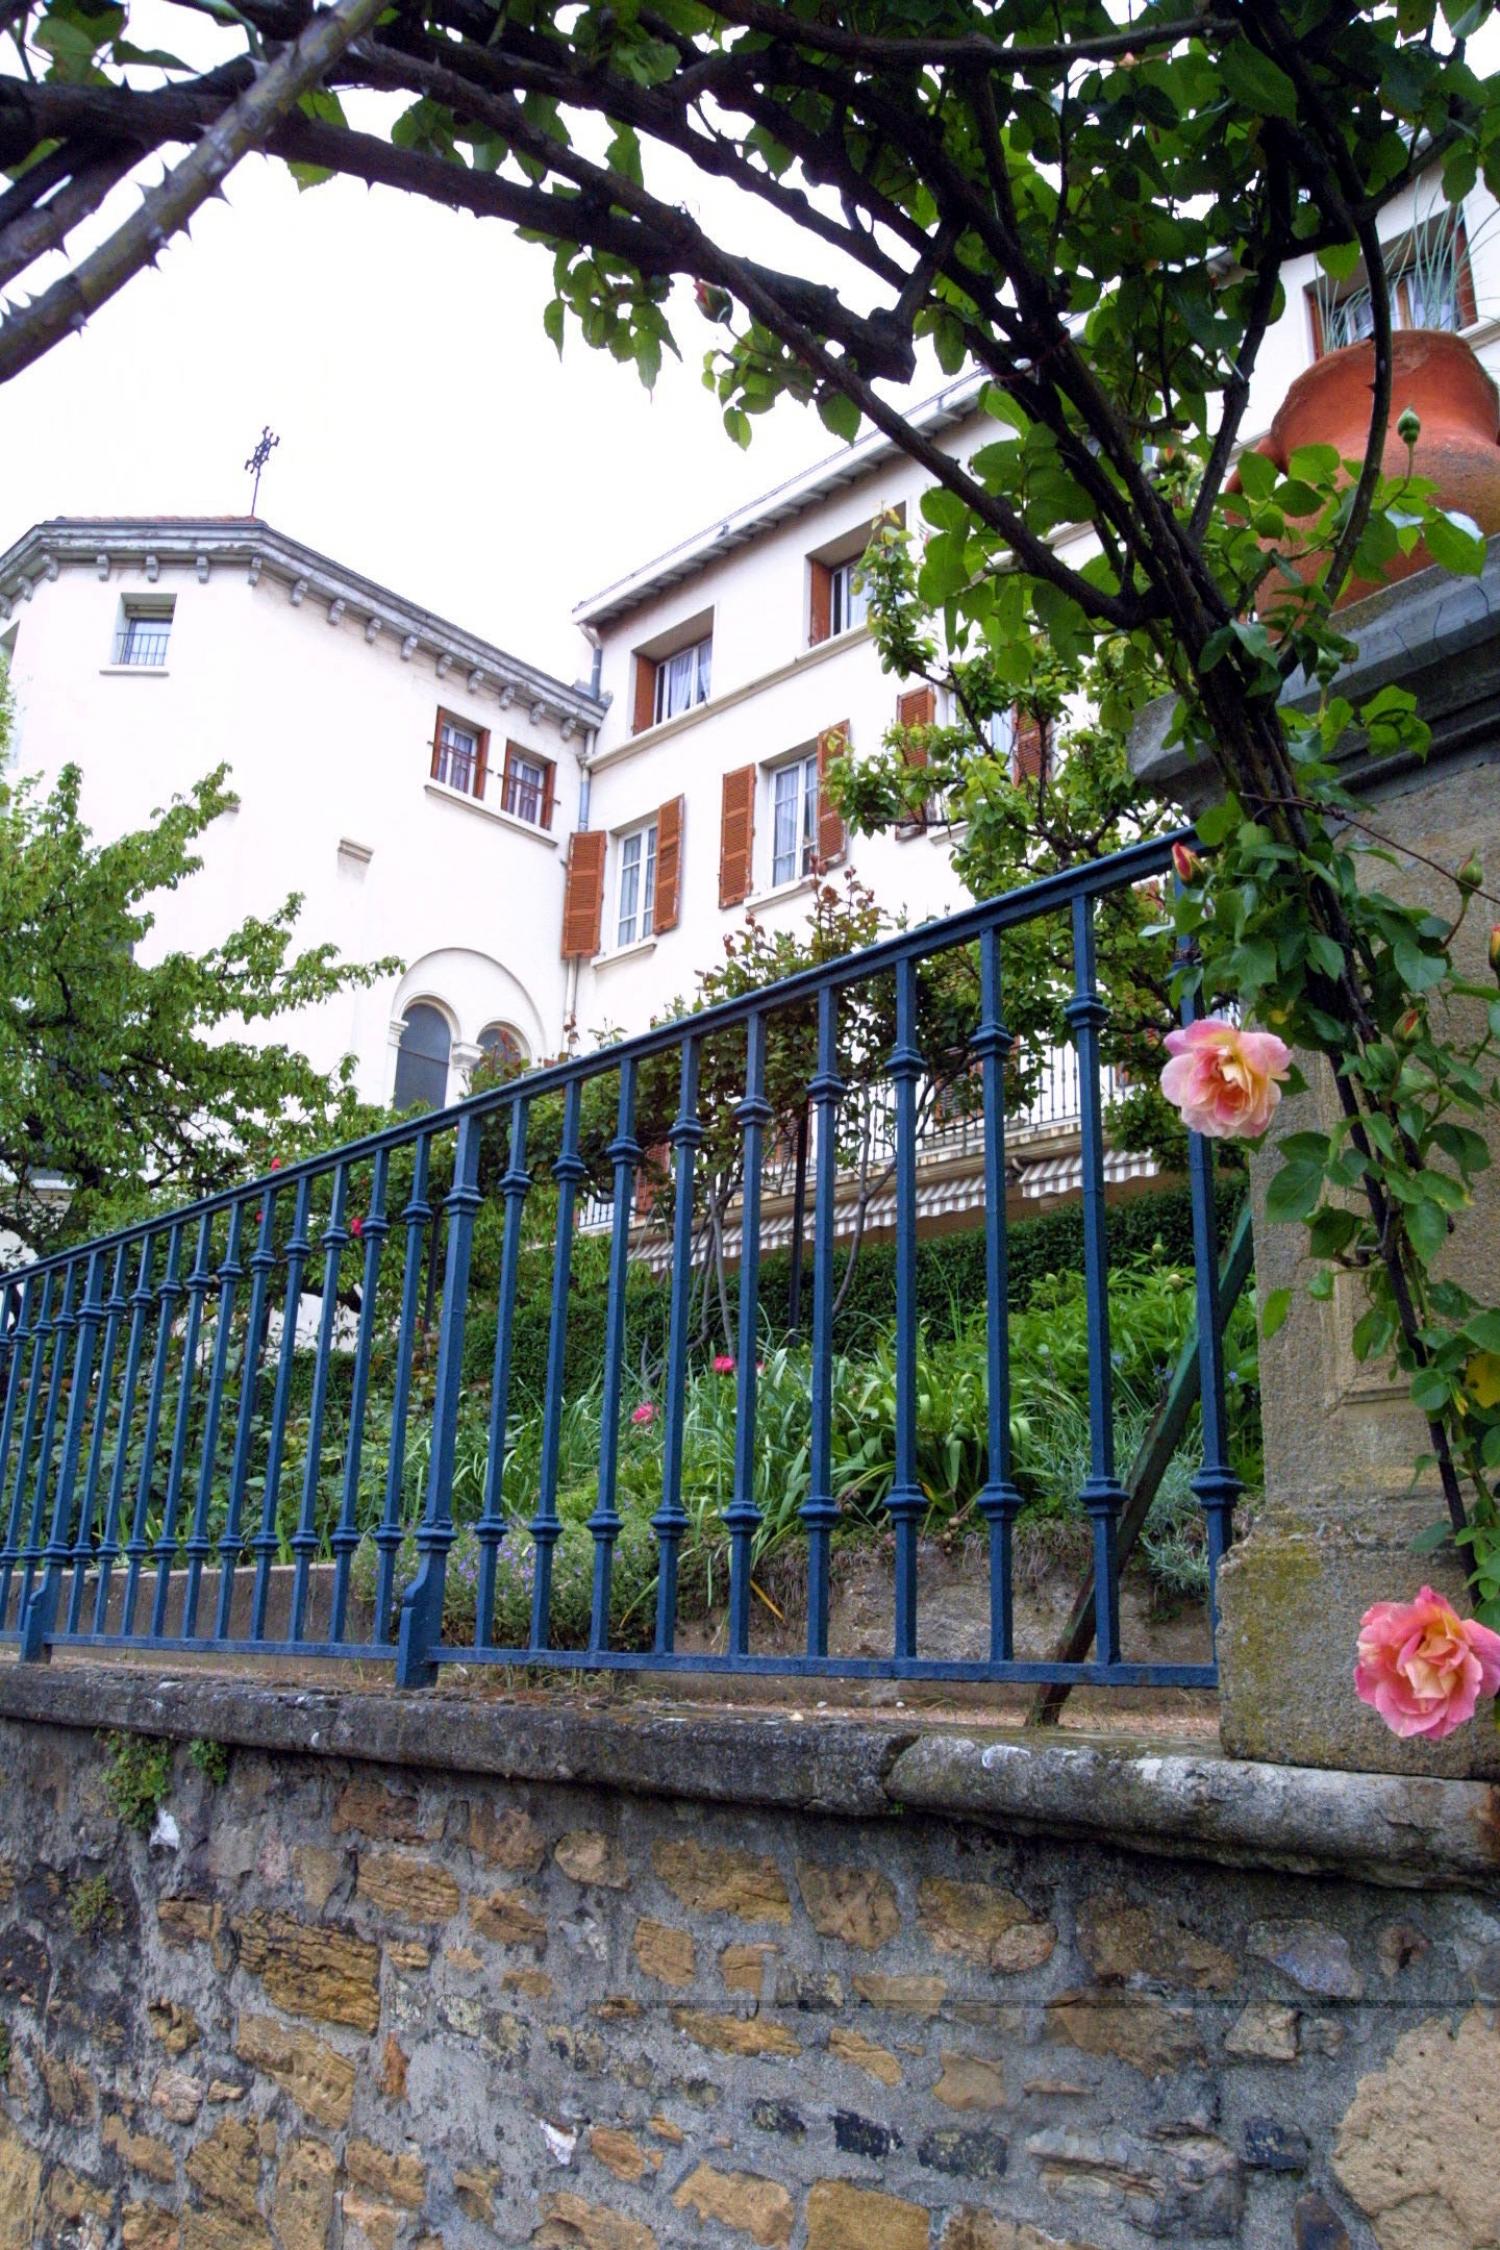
[1067,893,1127,1665]
[180,1208,246,1639]
[330,1152,390,1643]
[21,1253,106,1659]
[652,1039,702,1654]
[1181,987,1243,1637]
[589,1063,641,1655]
[886,957,926,1661]
[67,1242,129,1633]
[475,1101,531,1650]
[396,1117,483,1687]
[250,1176,314,1641]
[725,1014,771,1659]
[530,1081,583,1652]
[93,1239,154,1635]
[216,1189,278,1639]
[150,1214,214,1639]
[374,1135,431,1642]
[0,1281,19,1528]
[801,989,844,1657]
[20,1263,78,1622]
[289,1169,350,1644]
[973,927,1024,1660]
[122,1230,182,1637]
[0,1274,42,1630]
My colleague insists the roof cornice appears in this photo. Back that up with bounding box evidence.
[0,517,607,734]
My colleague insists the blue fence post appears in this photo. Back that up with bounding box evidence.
[289,1168,351,1644]
[68,1241,129,1635]
[475,1099,532,1650]
[330,1149,390,1644]
[652,1039,702,1655]
[726,1013,771,1658]
[530,1081,584,1652]
[1180,989,1243,1631]
[22,1251,105,1661]
[589,1062,641,1655]
[886,956,927,1660]
[0,1273,41,1631]
[973,925,1024,1660]
[1066,892,1128,1666]
[397,1114,483,1688]
[802,988,845,1657]
[94,1239,153,1635]
[375,1134,433,1641]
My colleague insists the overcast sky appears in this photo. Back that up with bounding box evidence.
[1,125,870,683]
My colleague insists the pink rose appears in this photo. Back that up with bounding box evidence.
[712,1354,736,1374]
[1355,1586,1500,1741]
[631,1402,656,1425]
[1160,1017,1290,1139]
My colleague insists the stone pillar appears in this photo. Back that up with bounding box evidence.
[1131,546,1500,1776]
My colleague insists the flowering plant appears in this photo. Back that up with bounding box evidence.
[1160,1019,1291,1142]
[1355,1589,1500,1742]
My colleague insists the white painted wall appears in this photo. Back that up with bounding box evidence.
[3,550,584,1101]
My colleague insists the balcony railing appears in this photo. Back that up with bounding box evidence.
[112,625,171,667]
[0,830,1238,1691]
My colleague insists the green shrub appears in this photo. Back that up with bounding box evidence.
[188,1738,230,1786]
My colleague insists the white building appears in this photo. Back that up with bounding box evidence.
[4,175,1497,1164]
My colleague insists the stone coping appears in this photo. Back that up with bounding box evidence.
[3,1658,1498,1895]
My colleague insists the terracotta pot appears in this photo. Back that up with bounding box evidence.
[1237,329,1500,608]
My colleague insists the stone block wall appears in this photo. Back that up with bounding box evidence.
[0,1681,1496,2249]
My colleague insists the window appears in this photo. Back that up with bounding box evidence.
[616,820,659,947]
[114,601,173,667]
[1311,220,1476,354]
[393,1002,451,1111]
[476,1023,527,1082]
[654,636,712,726]
[501,743,555,827]
[828,557,869,638]
[771,753,819,887]
[431,707,489,799]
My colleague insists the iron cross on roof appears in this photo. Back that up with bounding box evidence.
[244,426,280,514]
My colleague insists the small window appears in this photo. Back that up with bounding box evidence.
[476,1023,527,1081]
[501,744,555,828]
[393,1002,451,1111]
[115,600,173,668]
[770,753,819,888]
[431,707,489,799]
[653,637,712,726]
[828,557,869,638]
[616,820,659,948]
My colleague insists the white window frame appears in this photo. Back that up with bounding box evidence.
[769,751,819,890]
[829,556,869,638]
[615,818,659,948]
[504,746,549,825]
[653,635,712,725]
[114,597,174,669]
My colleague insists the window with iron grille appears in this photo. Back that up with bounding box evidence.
[431,708,489,798]
[114,602,174,668]
[502,743,555,827]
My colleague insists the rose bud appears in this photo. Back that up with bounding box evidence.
[1171,841,1203,886]
[1393,1006,1423,1045]
[1459,853,1484,893]
[1490,926,1500,978]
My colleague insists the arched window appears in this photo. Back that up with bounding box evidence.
[394,1002,451,1111]
[478,1023,527,1074]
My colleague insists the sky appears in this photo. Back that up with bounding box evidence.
[0,120,867,683]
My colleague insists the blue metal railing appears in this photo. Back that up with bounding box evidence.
[0,829,1239,1690]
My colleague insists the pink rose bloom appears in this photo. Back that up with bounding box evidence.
[1160,1017,1290,1139]
[1355,1586,1500,1741]
[631,1402,656,1426]
[712,1354,736,1374]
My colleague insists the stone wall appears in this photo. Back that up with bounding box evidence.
[0,1673,1497,2250]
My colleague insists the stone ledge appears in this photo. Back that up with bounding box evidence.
[3,1658,1498,1892]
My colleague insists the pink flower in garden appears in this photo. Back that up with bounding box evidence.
[712,1354,736,1374]
[1160,1017,1290,1140]
[632,1402,657,1426]
[350,1215,364,1239]
[1354,1587,1500,1741]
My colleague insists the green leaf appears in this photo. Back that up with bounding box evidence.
[1265,1158,1323,1223]
[542,298,565,356]
[1287,444,1341,483]
[1464,1310,1500,1353]
[1317,242,1362,284]
[1424,509,1487,577]
[1411,1519,1457,1555]
[1261,1286,1293,1340]
[1352,1307,1395,1361]
[1218,39,1299,121]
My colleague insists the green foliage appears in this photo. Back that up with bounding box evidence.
[67,1873,119,1936]
[99,1731,172,1834]
[187,1738,230,1786]
[0,755,394,1259]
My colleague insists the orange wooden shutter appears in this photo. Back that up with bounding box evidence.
[540,758,557,830]
[1013,709,1049,782]
[896,685,935,767]
[430,709,444,781]
[653,795,685,934]
[633,656,658,734]
[719,766,756,908]
[560,830,607,959]
[816,722,849,867]
[809,560,833,645]
[472,727,491,802]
